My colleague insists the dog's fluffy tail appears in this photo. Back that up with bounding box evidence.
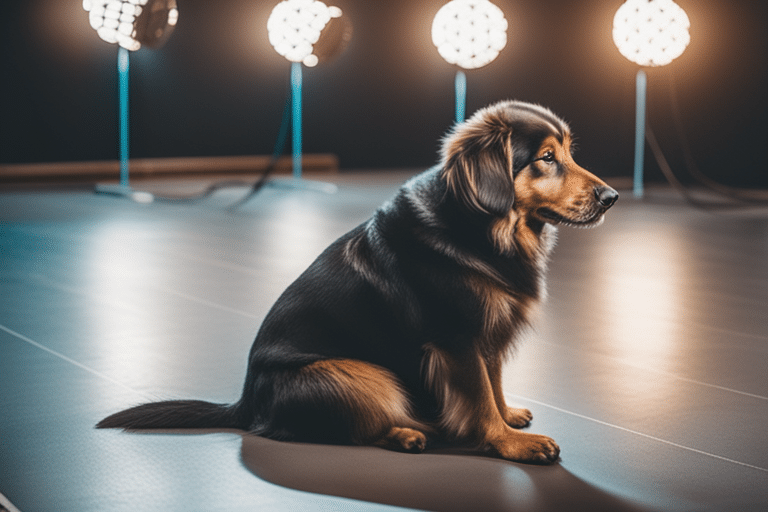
[96,400,244,431]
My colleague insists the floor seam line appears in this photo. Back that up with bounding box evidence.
[0,492,22,512]
[538,340,768,401]
[0,323,155,401]
[150,285,261,320]
[506,393,768,473]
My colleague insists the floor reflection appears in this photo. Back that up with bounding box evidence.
[593,224,686,372]
[85,220,174,393]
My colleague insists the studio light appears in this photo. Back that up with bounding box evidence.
[612,0,690,197]
[268,0,348,67]
[84,0,178,51]
[267,0,350,191]
[432,0,507,123]
[83,0,179,202]
[613,0,689,67]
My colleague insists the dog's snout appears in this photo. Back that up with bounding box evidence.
[595,186,619,209]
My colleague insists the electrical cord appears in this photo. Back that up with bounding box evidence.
[669,73,768,202]
[150,84,292,206]
[645,124,727,209]
[227,91,292,209]
[226,90,291,210]
[649,73,768,208]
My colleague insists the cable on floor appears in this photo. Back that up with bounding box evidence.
[150,83,292,206]
[646,73,768,210]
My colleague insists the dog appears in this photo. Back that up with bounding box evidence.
[97,100,618,465]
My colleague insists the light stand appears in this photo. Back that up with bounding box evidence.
[432,0,507,124]
[613,0,690,198]
[118,46,129,191]
[266,0,351,194]
[454,70,467,124]
[291,62,303,181]
[634,69,647,198]
[84,0,178,203]
[94,47,154,202]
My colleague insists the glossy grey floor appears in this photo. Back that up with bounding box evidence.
[1,173,767,512]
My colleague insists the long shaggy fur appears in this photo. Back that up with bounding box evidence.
[98,100,617,464]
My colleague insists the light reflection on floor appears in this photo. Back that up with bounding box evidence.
[594,224,686,379]
[85,220,175,395]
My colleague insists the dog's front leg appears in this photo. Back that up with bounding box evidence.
[427,347,559,464]
[487,354,533,428]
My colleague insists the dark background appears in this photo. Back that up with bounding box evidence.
[2,0,766,186]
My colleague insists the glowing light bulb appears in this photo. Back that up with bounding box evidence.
[83,0,178,51]
[268,0,347,67]
[613,0,690,67]
[432,0,507,69]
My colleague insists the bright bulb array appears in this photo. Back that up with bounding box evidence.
[268,0,343,67]
[83,0,178,51]
[613,0,690,67]
[432,0,507,70]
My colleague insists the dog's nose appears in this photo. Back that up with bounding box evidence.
[595,186,619,208]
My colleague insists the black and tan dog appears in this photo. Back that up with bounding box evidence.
[98,100,618,464]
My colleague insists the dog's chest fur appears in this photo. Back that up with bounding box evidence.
[470,221,556,351]
[363,171,558,352]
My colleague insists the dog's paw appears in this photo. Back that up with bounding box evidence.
[503,407,533,428]
[490,431,560,465]
[374,427,427,453]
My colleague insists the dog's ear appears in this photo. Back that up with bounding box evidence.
[443,130,515,217]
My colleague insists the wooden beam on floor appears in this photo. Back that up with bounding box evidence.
[0,154,339,183]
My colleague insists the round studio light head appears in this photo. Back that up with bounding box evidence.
[268,0,351,67]
[432,0,507,70]
[613,0,690,67]
[83,0,179,51]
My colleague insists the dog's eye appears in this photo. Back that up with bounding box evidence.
[540,151,555,163]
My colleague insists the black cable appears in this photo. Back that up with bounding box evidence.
[227,90,292,209]
[148,178,258,202]
[645,124,728,210]
[151,83,292,205]
[663,73,768,204]
[646,123,768,211]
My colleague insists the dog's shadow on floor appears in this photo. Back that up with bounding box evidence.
[239,434,656,512]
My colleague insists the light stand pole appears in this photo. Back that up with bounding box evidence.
[291,61,303,181]
[85,0,179,203]
[455,70,467,124]
[118,46,130,190]
[267,60,335,194]
[634,69,647,198]
[94,46,153,203]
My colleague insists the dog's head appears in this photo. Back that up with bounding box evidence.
[441,100,618,231]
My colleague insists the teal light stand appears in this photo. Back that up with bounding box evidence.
[269,62,336,193]
[455,70,466,124]
[95,47,153,203]
[291,61,303,180]
[633,69,647,198]
[118,46,130,188]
